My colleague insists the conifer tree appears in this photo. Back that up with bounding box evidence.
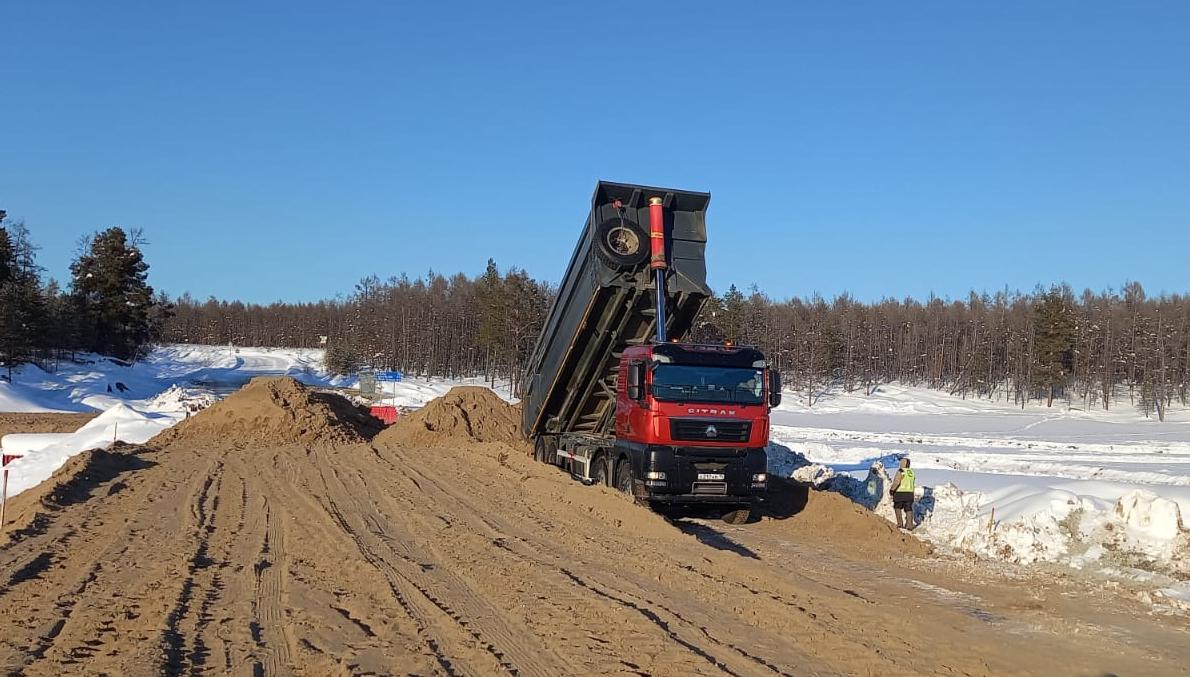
[1031,286,1077,406]
[70,227,161,360]
[0,217,48,377]
[718,284,747,341]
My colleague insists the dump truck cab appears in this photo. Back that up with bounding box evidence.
[613,342,776,509]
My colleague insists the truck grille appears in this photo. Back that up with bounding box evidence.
[670,418,751,443]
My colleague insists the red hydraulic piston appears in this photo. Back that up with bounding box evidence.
[648,196,667,270]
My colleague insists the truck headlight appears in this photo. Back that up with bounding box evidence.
[752,473,767,483]
[645,471,666,480]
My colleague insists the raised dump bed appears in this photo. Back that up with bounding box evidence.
[521,181,713,440]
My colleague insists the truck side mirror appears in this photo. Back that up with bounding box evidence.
[768,369,782,407]
[626,360,646,401]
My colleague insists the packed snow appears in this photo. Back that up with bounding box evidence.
[1,345,512,499]
[767,384,1190,591]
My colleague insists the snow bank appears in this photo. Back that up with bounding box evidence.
[0,345,348,415]
[0,433,72,455]
[2,403,183,497]
[911,481,1190,576]
[769,442,1190,580]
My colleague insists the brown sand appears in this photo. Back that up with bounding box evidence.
[2,443,149,545]
[0,412,97,439]
[758,477,932,559]
[378,386,521,447]
[1,388,1187,675]
[150,376,381,448]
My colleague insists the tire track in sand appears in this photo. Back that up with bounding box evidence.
[372,443,809,676]
[318,460,573,675]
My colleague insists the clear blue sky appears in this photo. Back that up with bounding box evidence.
[2,1,1188,304]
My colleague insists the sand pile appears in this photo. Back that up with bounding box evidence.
[3,444,149,544]
[378,386,521,448]
[152,376,381,448]
[760,478,931,559]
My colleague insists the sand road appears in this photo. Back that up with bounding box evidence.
[0,381,1187,675]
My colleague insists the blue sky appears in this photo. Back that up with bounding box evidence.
[2,1,1188,304]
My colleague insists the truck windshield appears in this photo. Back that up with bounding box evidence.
[650,365,764,405]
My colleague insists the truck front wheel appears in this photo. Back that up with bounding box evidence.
[614,461,633,494]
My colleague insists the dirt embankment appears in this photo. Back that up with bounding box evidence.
[2,443,150,546]
[0,383,1186,676]
[378,386,522,448]
[0,412,97,439]
[151,376,381,448]
[759,477,932,559]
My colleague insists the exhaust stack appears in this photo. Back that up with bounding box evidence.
[649,196,668,343]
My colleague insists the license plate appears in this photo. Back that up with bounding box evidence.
[697,473,725,481]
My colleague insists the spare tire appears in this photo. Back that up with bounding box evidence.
[594,219,649,268]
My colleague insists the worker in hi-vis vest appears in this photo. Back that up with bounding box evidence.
[889,457,916,530]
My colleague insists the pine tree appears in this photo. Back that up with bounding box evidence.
[0,221,12,285]
[0,225,23,377]
[1031,286,1077,406]
[0,218,49,377]
[719,284,747,341]
[70,227,161,361]
[475,259,507,383]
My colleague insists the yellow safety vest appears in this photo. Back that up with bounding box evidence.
[897,468,915,493]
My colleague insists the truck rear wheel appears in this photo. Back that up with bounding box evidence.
[591,455,608,486]
[594,219,649,268]
[533,436,547,463]
[535,436,560,466]
[614,461,633,494]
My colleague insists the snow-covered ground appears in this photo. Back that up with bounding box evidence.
[0,345,512,498]
[766,384,1190,607]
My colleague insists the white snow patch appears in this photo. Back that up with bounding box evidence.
[768,382,1190,606]
[3,403,183,497]
[2,345,512,500]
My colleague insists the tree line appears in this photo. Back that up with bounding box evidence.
[6,206,1187,418]
[0,210,167,377]
[165,259,553,396]
[695,282,1189,420]
[164,257,1190,418]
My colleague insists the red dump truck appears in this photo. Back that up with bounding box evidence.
[520,181,780,522]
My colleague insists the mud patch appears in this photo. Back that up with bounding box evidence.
[377,387,521,448]
[151,376,381,448]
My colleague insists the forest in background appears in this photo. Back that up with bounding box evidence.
[164,259,1190,420]
[0,211,167,374]
[4,211,1188,419]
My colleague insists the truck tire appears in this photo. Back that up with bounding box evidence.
[533,436,547,462]
[722,508,751,525]
[614,460,633,494]
[591,455,608,486]
[594,219,649,268]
